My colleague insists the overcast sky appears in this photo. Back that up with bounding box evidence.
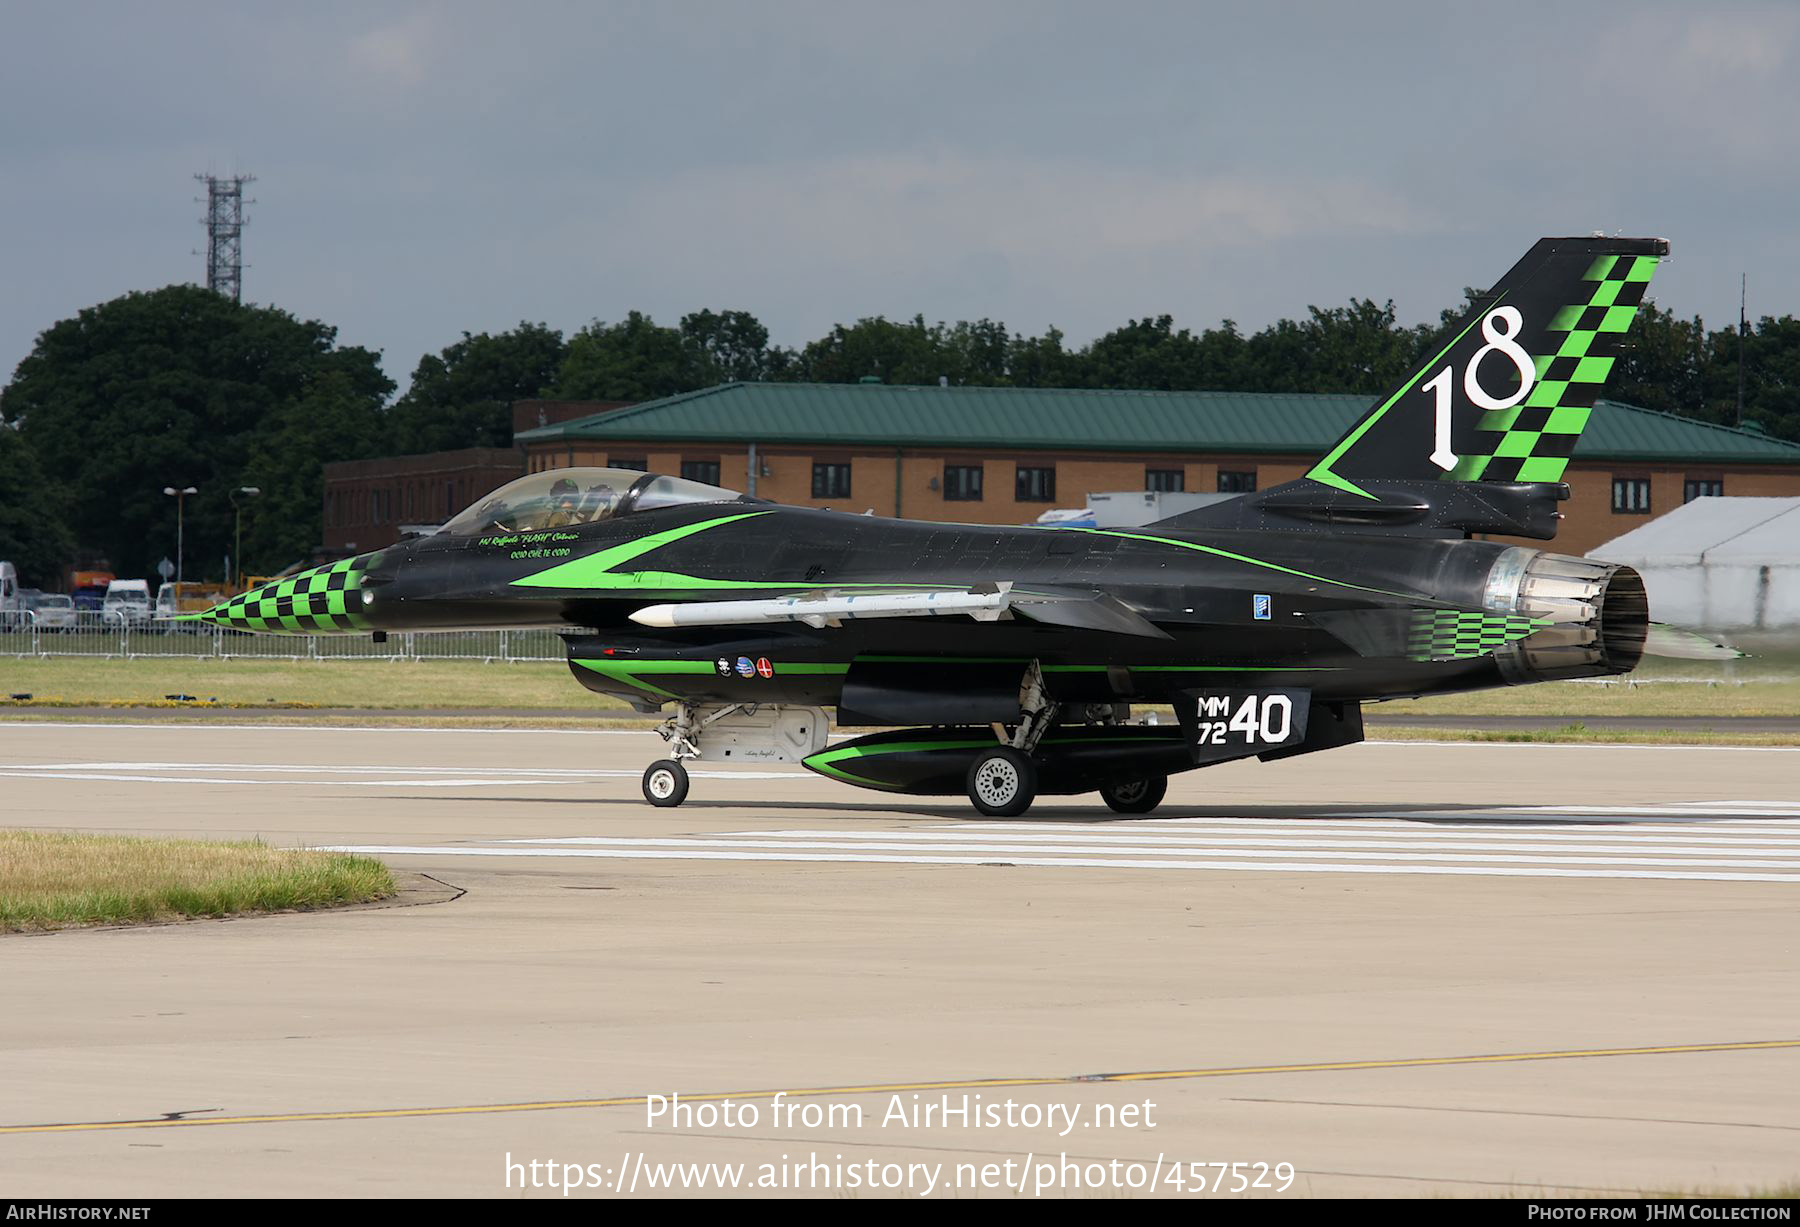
[4,1,1797,390]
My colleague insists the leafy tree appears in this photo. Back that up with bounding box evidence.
[1703,315,1800,442]
[389,322,566,453]
[0,285,391,579]
[938,319,1013,385]
[553,311,707,401]
[1247,299,1422,395]
[1608,304,1709,418]
[789,315,1021,386]
[1079,315,1196,389]
[1006,326,1080,388]
[680,309,776,383]
[793,315,947,385]
[0,426,75,587]
[242,368,392,568]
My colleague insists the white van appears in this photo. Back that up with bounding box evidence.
[101,578,153,627]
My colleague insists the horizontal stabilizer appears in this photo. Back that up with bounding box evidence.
[1642,622,1746,661]
[1159,476,1567,540]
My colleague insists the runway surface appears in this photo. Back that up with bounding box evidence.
[3,721,1799,1198]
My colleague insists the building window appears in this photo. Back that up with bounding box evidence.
[681,460,721,486]
[1684,478,1724,502]
[1612,477,1652,514]
[943,464,984,502]
[611,457,647,472]
[1218,469,1258,493]
[1015,465,1056,502]
[812,462,852,499]
[1146,468,1184,493]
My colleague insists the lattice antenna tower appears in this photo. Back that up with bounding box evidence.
[195,173,255,301]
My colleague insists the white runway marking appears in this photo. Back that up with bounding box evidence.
[328,805,1800,884]
[0,760,811,787]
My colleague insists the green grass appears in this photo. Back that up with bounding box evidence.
[0,653,1795,724]
[0,656,625,710]
[1376,723,1800,747]
[1385,677,1800,720]
[0,831,396,932]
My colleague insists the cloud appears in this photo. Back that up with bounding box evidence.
[1587,5,1800,164]
[587,151,1435,279]
[344,12,440,91]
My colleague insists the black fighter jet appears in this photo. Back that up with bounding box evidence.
[199,236,1674,816]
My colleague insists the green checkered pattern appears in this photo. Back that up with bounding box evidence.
[1408,609,1551,662]
[1452,253,1660,483]
[198,556,371,634]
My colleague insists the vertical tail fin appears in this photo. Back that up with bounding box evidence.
[1305,236,1668,498]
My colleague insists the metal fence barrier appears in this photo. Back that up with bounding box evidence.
[0,611,566,662]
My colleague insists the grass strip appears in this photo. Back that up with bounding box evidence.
[1374,723,1800,747]
[0,831,395,932]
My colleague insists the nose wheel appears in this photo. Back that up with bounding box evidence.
[642,759,690,808]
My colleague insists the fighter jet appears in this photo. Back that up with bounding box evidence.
[198,236,1673,816]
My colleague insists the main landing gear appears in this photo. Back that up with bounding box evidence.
[965,754,1169,818]
[967,747,1036,818]
[1098,773,1168,815]
[632,679,1176,817]
[961,661,1060,817]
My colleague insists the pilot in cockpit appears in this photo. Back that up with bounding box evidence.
[543,478,583,528]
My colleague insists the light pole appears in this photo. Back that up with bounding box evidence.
[229,486,261,588]
[162,486,197,592]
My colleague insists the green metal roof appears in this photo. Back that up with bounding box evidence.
[514,383,1800,465]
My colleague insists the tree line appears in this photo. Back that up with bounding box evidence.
[3,283,1798,586]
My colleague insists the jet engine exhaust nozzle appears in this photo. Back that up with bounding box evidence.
[1487,549,1648,684]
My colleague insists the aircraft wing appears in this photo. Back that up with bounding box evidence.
[1008,586,1172,640]
[629,583,1171,640]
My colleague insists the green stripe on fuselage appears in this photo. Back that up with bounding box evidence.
[513,513,775,590]
[572,658,718,698]
[1062,529,1419,600]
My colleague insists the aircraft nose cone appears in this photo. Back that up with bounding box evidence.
[194,556,374,634]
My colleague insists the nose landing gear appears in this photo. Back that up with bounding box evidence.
[637,703,830,808]
[642,759,690,807]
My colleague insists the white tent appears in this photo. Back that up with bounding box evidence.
[1590,497,1800,630]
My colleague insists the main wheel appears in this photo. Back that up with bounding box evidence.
[642,759,690,808]
[1100,774,1167,815]
[966,747,1037,818]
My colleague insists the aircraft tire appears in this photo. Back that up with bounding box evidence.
[642,759,690,808]
[967,747,1036,818]
[1100,774,1167,815]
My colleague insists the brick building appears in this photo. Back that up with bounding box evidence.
[512,382,1800,557]
[322,448,525,552]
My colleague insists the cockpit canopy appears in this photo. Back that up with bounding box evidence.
[440,468,748,537]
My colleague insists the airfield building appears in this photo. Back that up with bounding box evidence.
[510,383,1800,557]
